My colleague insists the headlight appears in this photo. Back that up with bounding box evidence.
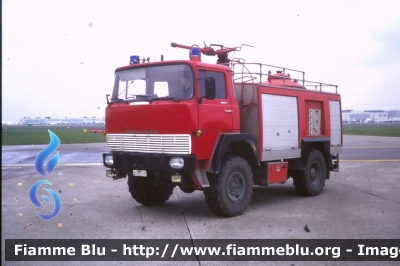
[105,155,114,166]
[169,157,184,169]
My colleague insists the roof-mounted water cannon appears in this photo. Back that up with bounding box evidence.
[171,42,253,66]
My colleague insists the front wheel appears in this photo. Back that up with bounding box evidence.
[204,156,254,217]
[293,150,327,196]
[127,173,174,206]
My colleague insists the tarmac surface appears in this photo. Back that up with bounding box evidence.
[2,135,400,265]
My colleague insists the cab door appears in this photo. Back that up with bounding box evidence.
[197,69,233,159]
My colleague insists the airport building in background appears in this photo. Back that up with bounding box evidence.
[2,110,400,125]
[16,116,105,125]
[342,110,400,123]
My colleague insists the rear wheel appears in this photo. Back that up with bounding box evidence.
[293,150,327,196]
[127,173,174,206]
[204,156,253,217]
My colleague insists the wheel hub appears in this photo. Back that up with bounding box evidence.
[309,163,320,183]
[310,168,316,178]
[227,172,245,202]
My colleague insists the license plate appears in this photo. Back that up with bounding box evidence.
[132,170,147,177]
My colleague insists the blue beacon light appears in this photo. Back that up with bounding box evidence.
[189,47,201,61]
[130,55,140,65]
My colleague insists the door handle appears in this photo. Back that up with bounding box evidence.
[225,110,233,113]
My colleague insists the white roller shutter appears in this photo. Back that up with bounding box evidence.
[262,94,299,150]
[329,100,342,146]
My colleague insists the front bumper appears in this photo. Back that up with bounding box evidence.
[103,152,196,172]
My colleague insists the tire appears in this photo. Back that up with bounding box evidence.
[179,185,196,194]
[127,173,174,206]
[204,156,254,217]
[293,149,327,196]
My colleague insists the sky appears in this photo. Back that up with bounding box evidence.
[2,0,400,122]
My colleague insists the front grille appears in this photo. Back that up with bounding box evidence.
[107,134,191,154]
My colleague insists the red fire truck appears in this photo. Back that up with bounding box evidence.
[103,42,342,217]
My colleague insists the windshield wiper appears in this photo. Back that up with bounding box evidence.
[151,96,180,102]
[126,94,157,102]
[109,98,126,105]
[112,95,180,104]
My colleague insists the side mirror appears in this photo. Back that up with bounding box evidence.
[204,77,216,100]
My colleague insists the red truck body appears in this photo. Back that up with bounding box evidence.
[103,43,342,217]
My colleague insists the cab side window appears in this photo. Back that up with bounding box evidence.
[198,70,226,99]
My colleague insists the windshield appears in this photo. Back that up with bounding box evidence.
[111,64,193,102]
